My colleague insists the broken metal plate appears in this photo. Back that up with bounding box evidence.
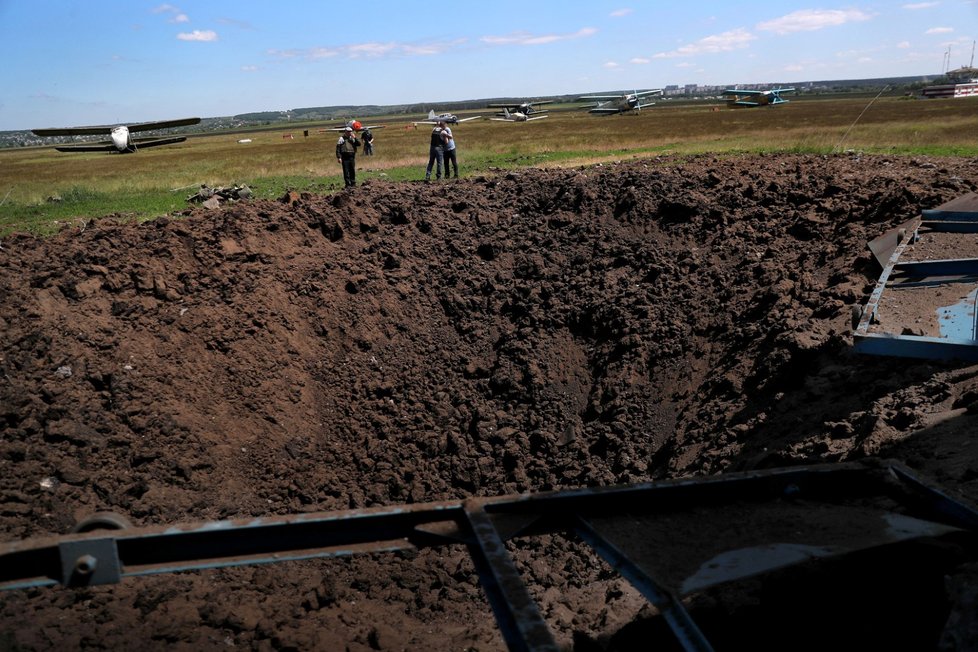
[854,193,978,361]
[578,501,962,595]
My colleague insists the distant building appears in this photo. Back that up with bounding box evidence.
[946,67,978,82]
[921,79,978,99]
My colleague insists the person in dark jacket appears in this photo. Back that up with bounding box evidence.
[424,122,445,181]
[362,129,374,156]
[335,126,360,187]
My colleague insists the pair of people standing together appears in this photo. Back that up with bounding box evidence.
[424,120,458,181]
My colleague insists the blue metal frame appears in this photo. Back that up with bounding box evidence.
[853,193,978,361]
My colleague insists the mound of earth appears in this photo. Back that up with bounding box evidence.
[2,153,978,650]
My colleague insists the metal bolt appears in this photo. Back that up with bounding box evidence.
[74,555,98,576]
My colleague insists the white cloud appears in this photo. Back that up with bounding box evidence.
[630,57,651,64]
[897,40,911,48]
[152,4,189,23]
[402,38,467,56]
[903,2,939,8]
[757,9,873,35]
[177,30,218,42]
[480,27,597,46]
[241,65,259,72]
[611,9,633,17]
[926,26,954,34]
[346,42,399,58]
[308,47,340,59]
[603,61,621,69]
[653,28,755,58]
[268,38,467,61]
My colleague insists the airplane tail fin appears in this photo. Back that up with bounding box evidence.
[428,110,436,119]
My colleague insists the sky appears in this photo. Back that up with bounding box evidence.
[1,1,976,131]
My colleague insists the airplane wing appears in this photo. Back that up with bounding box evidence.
[52,136,189,153]
[579,95,620,100]
[455,116,481,123]
[722,89,763,96]
[525,115,548,121]
[325,124,386,131]
[132,136,189,148]
[489,117,513,122]
[728,99,763,107]
[635,90,663,97]
[126,117,200,133]
[32,125,113,137]
[588,107,624,114]
[53,142,119,152]
[33,117,200,137]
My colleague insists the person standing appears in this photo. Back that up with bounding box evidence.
[441,124,458,179]
[362,128,374,156]
[424,121,445,181]
[336,126,360,188]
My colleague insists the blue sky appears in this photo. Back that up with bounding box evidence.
[1,1,975,130]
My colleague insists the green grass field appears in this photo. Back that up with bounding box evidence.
[2,96,977,235]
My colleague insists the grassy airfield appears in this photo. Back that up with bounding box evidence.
[1,95,977,235]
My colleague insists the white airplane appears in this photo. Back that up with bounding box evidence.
[487,100,551,117]
[579,90,662,115]
[722,87,795,107]
[32,117,201,153]
[413,110,481,125]
[490,108,548,122]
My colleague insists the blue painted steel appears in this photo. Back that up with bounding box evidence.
[854,195,978,362]
[853,332,978,362]
[937,287,978,340]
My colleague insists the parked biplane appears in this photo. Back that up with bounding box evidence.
[322,119,385,132]
[489,108,548,122]
[580,90,662,115]
[487,100,551,117]
[413,110,481,125]
[722,87,795,107]
[31,117,201,153]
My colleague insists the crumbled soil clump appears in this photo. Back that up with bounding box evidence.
[2,153,978,649]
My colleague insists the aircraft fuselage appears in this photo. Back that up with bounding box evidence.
[110,126,133,152]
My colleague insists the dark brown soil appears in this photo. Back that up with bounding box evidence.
[2,153,978,650]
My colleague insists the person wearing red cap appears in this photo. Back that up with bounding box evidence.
[335,126,360,188]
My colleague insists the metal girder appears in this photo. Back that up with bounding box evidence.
[1,461,976,651]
